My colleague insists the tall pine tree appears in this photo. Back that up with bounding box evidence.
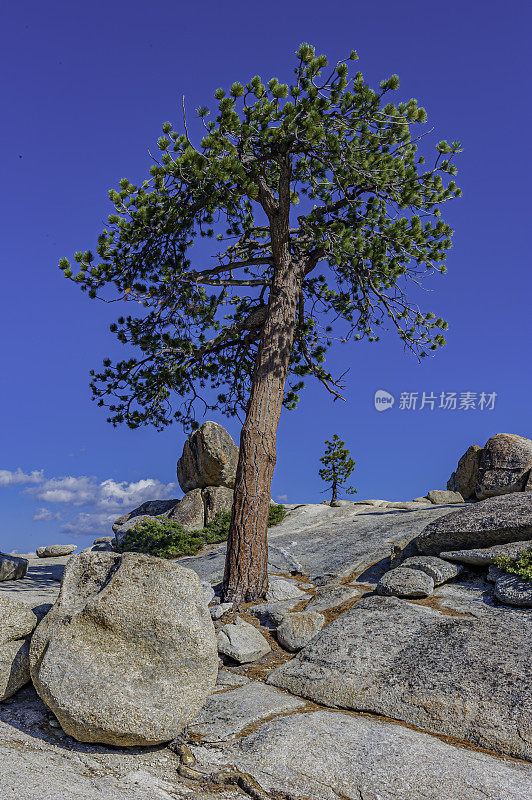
[61,43,461,601]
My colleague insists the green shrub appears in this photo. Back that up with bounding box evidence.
[494,546,532,582]
[117,502,287,559]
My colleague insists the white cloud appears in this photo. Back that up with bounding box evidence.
[0,468,44,486]
[275,494,288,503]
[26,475,177,511]
[60,511,119,536]
[33,508,63,522]
[1,466,178,538]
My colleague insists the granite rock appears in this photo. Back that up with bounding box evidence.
[476,433,532,500]
[376,566,434,598]
[0,597,37,700]
[36,545,76,558]
[267,595,532,760]
[426,489,464,505]
[30,551,218,746]
[400,555,462,585]
[447,444,482,500]
[217,617,271,664]
[0,552,29,581]
[440,540,532,565]
[276,611,324,652]
[177,421,238,493]
[190,709,532,800]
[415,493,532,555]
[494,571,532,607]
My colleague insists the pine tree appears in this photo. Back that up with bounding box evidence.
[60,43,461,601]
[319,434,357,503]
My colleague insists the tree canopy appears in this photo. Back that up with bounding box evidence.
[319,433,357,502]
[60,43,461,434]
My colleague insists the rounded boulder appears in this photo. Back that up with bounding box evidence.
[29,551,218,746]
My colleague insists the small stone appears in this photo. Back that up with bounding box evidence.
[0,553,29,581]
[487,565,506,583]
[304,584,359,613]
[376,567,434,598]
[426,490,464,505]
[36,545,77,558]
[248,600,299,627]
[93,536,114,545]
[494,572,532,607]
[265,578,308,602]
[210,602,233,620]
[413,497,429,503]
[401,556,462,586]
[217,617,271,663]
[277,612,324,652]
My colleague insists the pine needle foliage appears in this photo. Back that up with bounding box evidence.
[319,433,357,502]
[117,503,287,559]
[494,547,532,582]
[60,43,462,432]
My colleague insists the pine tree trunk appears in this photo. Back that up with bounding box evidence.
[222,272,300,602]
[331,480,338,504]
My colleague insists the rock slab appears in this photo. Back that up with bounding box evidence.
[415,492,532,555]
[30,551,218,746]
[401,555,462,585]
[36,544,76,558]
[267,595,532,760]
[441,539,532,565]
[189,681,305,742]
[0,597,37,700]
[191,709,532,800]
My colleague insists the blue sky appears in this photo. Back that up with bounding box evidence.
[2,0,531,553]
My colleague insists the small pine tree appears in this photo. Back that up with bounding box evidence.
[319,434,358,503]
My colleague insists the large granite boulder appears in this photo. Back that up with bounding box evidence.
[267,595,532,760]
[447,444,482,500]
[203,485,233,524]
[414,492,532,555]
[0,553,29,581]
[0,597,37,700]
[29,551,218,746]
[114,489,205,547]
[177,421,238,492]
[476,433,532,500]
